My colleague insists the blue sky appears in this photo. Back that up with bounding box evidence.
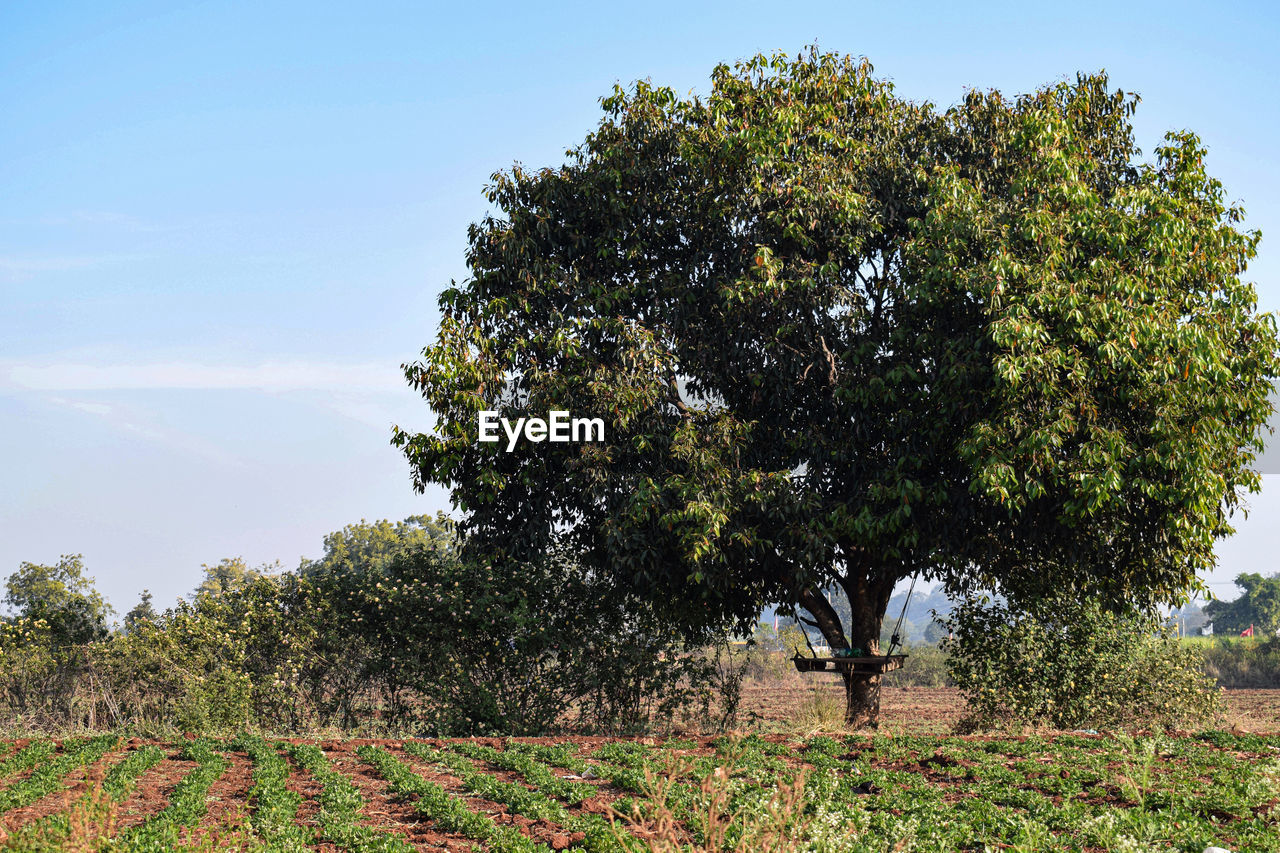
[3,0,1278,616]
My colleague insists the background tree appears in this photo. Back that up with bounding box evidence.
[122,589,157,634]
[192,557,275,600]
[4,555,113,647]
[298,513,455,576]
[395,48,1278,726]
[1204,573,1280,635]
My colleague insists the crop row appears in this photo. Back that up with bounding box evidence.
[283,741,414,852]
[0,732,1278,852]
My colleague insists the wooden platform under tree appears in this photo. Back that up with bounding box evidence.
[792,653,907,675]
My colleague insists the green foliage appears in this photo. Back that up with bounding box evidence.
[299,513,455,576]
[0,733,1274,852]
[0,742,163,852]
[191,556,276,600]
[395,46,1278,726]
[4,555,112,647]
[229,733,310,851]
[122,590,157,635]
[0,514,725,737]
[0,631,72,730]
[882,642,952,688]
[0,557,114,729]
[943,594,1223,731]
[1204,572,1280,635]
[303,539,721,736]
[0,735,117,814]
[90,587,265,732]
[97,743,165,800]
[407,741,621,851]
[114,737,228,850]
[450,741,594,804]
[0,739,55,776]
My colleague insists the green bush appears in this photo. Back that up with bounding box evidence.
[882,642,953,688]
[336,547,723,735]
[942,594,1222,731]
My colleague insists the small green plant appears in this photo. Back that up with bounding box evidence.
[0,739,55,777]
[0,735,118,815]
[8,743,166,852]
[113,737,229,850]
[450,741,594,803]
[228,733,310,851]
[606,750,815,853]
[408,741,621,852]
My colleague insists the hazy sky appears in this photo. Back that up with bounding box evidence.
[3,1,1278,617]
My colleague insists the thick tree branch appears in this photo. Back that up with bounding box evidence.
[665,373,692,419]
[798,586,849,650]
[818,335,838,385]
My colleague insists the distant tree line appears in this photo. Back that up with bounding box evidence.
[0,515,740,736]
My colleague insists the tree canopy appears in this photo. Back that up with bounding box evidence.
[395,48,1278,724]
[1204,573,1280,635]
[4,555,113,647]
[298,513,455,578]
[192,556,278,600]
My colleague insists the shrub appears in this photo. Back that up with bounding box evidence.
[942,593,1222,731]
[881,642,953,688]
[344,547,724,735]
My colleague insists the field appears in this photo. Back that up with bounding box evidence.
[0,689,1276,852]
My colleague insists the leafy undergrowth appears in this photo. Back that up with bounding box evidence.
[0,730,1274,851]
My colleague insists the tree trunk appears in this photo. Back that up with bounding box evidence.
[799,575,894,729]
[842,669,881,729]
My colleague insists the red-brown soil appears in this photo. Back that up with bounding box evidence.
[0,689,1275,850]
[740,684,1280,733]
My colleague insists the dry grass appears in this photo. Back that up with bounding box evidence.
[609,752,812,853]
[788,687,848,734]
[62,766,117,853]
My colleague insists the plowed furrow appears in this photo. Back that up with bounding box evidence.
[0,745,127,833]
[112,753,196,831]
[332,747,470,851]
[178,748,254,848]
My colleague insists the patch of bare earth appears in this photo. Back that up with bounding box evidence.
[281,748,329,848]
[178,748,253,847]
[114,749,195,831]
[741,684,1280,734]
[740,683,966,733]
[1221,689,1280,732]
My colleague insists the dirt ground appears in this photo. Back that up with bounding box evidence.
[738,682,1280,734]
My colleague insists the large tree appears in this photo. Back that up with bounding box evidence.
[1204,573,1280,635]
[4,555,113,647]
[395,49,1278,726]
